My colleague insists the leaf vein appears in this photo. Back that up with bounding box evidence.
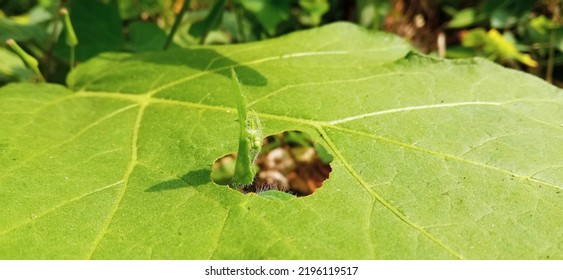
[208,207,231,259]
[85,103,146,259]
[329,125,563,191]
[70,93,561,191]
[247,72,396,106]
[329,102,501,124]
[0,180,123,237]
[146,47,400,97]
[316,125,463,259]
[0,103,139,180]
[115,95,561,191]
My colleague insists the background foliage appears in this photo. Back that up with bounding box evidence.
[1,0,562,86]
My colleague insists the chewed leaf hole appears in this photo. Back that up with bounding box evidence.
[211,130,333,197]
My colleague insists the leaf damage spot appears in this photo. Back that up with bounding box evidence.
[211,130,332,197]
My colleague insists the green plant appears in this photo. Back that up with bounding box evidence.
[231,67,262,187]
[5,38,44,81]
[59,8,78,69]
[0,23,561,259]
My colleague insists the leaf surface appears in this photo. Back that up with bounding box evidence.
[1,23,562,259]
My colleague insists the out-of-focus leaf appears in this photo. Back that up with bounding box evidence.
[445,45,478,59]
[313,143,333,164]
[0,7,50,45]
[0,19,48,44]
[0,0,36,16]
[0,47,34,83]
[117,0,172,21]
[530,15,555,36]
[128,21,168,52]
[482,0,535,29]
[486,29,537,67]
[446,8,476,28]
[356,0,390,30]
[211,156,236,185]
[298,0,329,26]
[461,28,488,46]
[239,0,290,35]
[556,28,563,52]
[490,8,513,29]
[527,16,563,53]
[189,0,227,41]
[463,28,538,67]
[55,0,123,62]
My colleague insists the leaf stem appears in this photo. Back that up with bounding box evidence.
[70,46,75,69]
[43,1,64,81]
[60,8,78,70]
[194,0,227,45]
[233,0,247,42]
[230,68,261,188]
[6,39,45,82]
[372,0,380,30]
[164,0,191,50]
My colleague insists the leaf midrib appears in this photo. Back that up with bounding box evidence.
[132,93,559,189]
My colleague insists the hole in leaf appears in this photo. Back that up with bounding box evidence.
[211,130,332,197]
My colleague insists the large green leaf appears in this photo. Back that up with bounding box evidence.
[1,22,562,259]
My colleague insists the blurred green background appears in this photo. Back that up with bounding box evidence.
[1,0,562,86]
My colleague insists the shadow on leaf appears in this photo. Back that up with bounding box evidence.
[130,48,267,86]
[146,168,212,192]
